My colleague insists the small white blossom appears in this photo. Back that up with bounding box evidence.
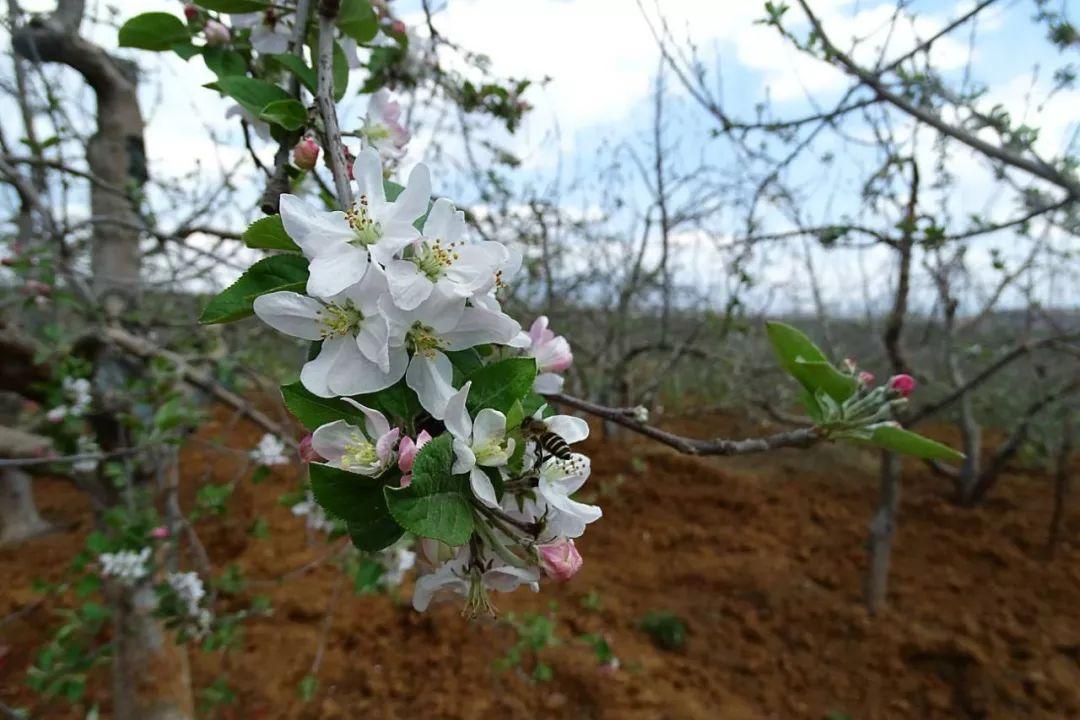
[378,546,417,588]
[291,493,336,534]
[444,381,515,507]
[166,571,206,617]
[99,547,151,585]
[251,433,289,466]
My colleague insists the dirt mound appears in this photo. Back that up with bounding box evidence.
[2,408,1078,719]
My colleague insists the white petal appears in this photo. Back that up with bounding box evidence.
[470,467,499,507]
[327,340,408,396]
[483,565,540,593]
[390,163,432,224]
[300,336,351,397]
[385,260,435,310]
[355,315,391,373]
[472,408,507,447]
[533,373,565,394]
[306,244,369,299]
[544,415,589,444]
[412,565,465,612]
[279,194,353,255]
[341,398,391,439]
[310,420,359,463]
[422,197,455,238]
[353,148,386,206]
[441,307,520,350]
[406,351,456,420]
[252,292,324,340]
[453,436,476,475]
[444,381,473,440]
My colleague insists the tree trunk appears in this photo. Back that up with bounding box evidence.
[866,451,901,613]
[0,468,52,546]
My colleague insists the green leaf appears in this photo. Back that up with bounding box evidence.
[199,254,308,324]
[466,358,537,414]
[505,399,524,431]
[195,0,268,10]
[118,13,190,51]
[281,382,359,430]
[212,76,291,117]
[384,434,474,545]
[310,464,403,551]
[259,98,307,130]
[765,321,856,403]
[867,425,965,462]
[446,348,485,378]
[243,215,300,252]
[337,0,379,43]
[354,379,421,426]
[332,41,350,102]
[202,46,247,77]
[172,41,201,60]
[272,54,318,94]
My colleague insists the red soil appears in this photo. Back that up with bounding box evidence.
[2,407,1078,719]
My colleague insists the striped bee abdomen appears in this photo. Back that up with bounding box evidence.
[535,431,572,461]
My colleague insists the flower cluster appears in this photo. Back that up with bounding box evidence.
[165,571,213,636]
[45,377,92,423]
[821,361,920,439]
[98,548,151,586]
[250,150,599,615]
[251,433,290,466]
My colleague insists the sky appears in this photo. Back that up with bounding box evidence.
[4,0,1078,314]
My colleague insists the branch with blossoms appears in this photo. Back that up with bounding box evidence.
[113,1,966,617]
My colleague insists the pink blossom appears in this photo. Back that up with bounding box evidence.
[390,19,406,35]
[292,137,320,170]
[362,89,411,161]
[149,526,170,539]
[527,316,573,373]
[857,371,875,387]
[397,430,432,487]
[537,538,582,582]
[888,374,916,398]
[204,20,230,46]
[183,4,198,21]
[298,433,324,463]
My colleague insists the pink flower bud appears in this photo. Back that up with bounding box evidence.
[149,526,170,539]
[888,374,916,398]
[390,19,406,35]
[537,539,582,582]
[397,430,431,487]
[204,20,230,46]
[299,433,325,463]
[292,138,320,170]
[857,371,875,387]
[183,4,199,21]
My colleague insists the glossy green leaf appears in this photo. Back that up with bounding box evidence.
[337,0,379,43]
[198,254,308,324]
[119,13,189,51]
[332,41,349,101]
[310,464,403,551]
[867,425,965,462]
[281,382,360,430]
[243,215,300,252]
[466,358,537,415]
[384,434,474,545]
[259,98,307,130]
[354,379,422,426]
[212,76,291,117]
[272,54,318,94]
[765,321,856,402]
[203,46,247,77]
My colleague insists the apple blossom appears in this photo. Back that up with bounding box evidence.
[397,429,432,486]
[204,20,230,46]
[888,374,916,397]
[360,89,411,161]
[519,316,573,394]
[277,149,430,298]
[253,263,408,397]
[412,545,538,615]
[99,548,151,585]
[250,433,289,466]
[311,400,399,476]
[444,382,516,507]
[537,539,583,581]
[509,454,601,540]
[231,10,291,55]
[292,137,320,170]
[291,492,335,534]
[384,197,510,310]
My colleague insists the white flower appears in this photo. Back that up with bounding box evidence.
[99,547,151,585]
[384,197,511,310]
[253,263,408,398]
[47,377,93,422]
[381,288,521,419]
[277,149,430,298]
[507,454,600,540]
[291,493,336,534]
[378,546,417,587]
[73,436,100,473]
[412,545,538,613]
[360,89,411,161]
[231,10,292,55]
[443,381,515,507]
[311,400,399,476]
[166,571,206,617]
[250,433,289,466]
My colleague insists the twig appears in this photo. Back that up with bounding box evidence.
[315,1,352,206]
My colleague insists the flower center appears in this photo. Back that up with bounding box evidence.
[318,300,364,339]
[412,238,459,281]
[346,196,382,247]
[406,322,444,358]
[341,433,378,469]
[365,123,391,141]
[473,437,508,464]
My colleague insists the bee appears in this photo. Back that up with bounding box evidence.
[520,417,573,461]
